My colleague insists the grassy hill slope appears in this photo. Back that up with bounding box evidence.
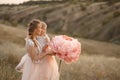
[0,1,120,44]
[0,24,120,80]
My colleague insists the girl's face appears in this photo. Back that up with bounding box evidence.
[41,25,46,36]
[35,23,46,36]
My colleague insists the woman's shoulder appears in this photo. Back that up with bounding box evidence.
[25,37,34,46]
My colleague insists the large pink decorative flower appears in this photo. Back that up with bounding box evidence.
[48,35,81,64]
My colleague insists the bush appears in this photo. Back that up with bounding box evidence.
[113,11,120,18]
[106,0,120,6]
[102,17,111,25]
[80,3,87,11]
[1,13,11,21]
[11,21,18,27]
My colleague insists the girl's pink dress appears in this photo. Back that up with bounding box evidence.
[16,34,59,80]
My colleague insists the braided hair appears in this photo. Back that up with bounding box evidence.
[27,19,47,47]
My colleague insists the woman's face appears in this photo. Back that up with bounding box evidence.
[35,23,46,36]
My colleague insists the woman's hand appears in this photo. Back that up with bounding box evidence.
[37,52,48,60]
[42,45,53,53]
[45,47,56,56]
[36,45,56,61]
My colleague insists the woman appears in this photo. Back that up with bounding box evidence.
[15,19,59,80]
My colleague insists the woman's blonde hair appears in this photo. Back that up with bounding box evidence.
[27,19,47,47]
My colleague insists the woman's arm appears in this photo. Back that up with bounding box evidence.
[37,50,56,60]
[27,45,38,61]
[26,40,42,61]
[27,44,49,61]
[37,46,56,60]
[37,52,48,60]
[30,34,55,60]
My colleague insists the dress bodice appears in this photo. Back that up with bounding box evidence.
[24,34,50,63]
[25,34,49,52]
[36,35,48,50]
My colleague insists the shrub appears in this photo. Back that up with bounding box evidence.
[102,17,111,25]
[80,3,87,11]
[113,11,120,18]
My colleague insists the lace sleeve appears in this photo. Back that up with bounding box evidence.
[26,39,34,47]
[25,39,39,61]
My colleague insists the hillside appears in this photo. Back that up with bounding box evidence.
[0,1,120,44]
[0,24,120,80]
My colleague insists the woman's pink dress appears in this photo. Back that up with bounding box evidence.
[18,34,59,80]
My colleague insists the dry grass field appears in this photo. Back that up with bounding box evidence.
[0,24,120,80]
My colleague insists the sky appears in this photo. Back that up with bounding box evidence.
[0,0,30,4]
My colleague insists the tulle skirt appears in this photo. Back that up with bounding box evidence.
[21,54,59,80]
